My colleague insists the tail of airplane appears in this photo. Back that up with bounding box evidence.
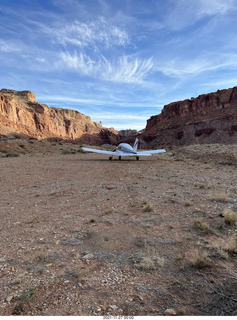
[133,138,139,152]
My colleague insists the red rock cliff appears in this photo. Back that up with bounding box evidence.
[140,87,237,147]
[0,89,118,145]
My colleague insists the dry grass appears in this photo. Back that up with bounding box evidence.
[190,249,211,269]
[184,200,192,207]
[194,219,210,232]
[223,209,237,225]
[209,192,229,203]
[143,204,153,212]
[103,209,113,215]
[135,257,155,270]
[222,236,237,254]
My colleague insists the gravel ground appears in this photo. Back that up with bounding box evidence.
[0,139,237,316]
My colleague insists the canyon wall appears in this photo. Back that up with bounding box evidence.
[1,86,237,148]
[0,89,118,145]
[139,87,237,147]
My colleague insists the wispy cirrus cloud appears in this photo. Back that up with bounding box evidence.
[166,0,237,30]
[102,55,154,84]
[156,52,237,78]
[0,39,22,52]
[40,18,129,49]
[59,51,153,84]
[39,94,160,109]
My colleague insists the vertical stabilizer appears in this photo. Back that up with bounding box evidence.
[133,138,139,152]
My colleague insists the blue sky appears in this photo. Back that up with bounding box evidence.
[1,0,237,130]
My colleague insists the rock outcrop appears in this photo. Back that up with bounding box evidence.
[140,87,237,147]
[0,89,118,145]
[2,86,237,148]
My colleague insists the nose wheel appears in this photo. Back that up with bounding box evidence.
[109,157,112,161]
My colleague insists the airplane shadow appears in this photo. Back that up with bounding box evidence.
[75,157,155,162]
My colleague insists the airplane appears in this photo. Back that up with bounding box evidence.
[82,138,166,160]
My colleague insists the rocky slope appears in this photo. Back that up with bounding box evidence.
[139,87,237,147]
[0,89,118,145]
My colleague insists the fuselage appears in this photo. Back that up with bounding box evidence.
[117,143,137,154]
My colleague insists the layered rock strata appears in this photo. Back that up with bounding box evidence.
[140,87,237,147]
[0,89,118,145]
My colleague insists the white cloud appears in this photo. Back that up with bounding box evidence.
[156,53,237,78]
[0,39,22,52]
[102,55,153,84]
[166,0,236,30]
[38,94,160,109]
[198,0,236,16]
[47,18,129,49]
[59,52,153,84]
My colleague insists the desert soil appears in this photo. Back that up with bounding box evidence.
[0,139,237,316]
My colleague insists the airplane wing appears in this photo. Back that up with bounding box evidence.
[82,147,116,155]
[137,149,166,155]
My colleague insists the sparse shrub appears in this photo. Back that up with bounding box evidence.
[90,219,96,223]
[199,184,205,189]
[64,268,84,281]
[34,254,46,262]
[144,204,153,212]
[216,247,229,260]
[198,205,207,214]
[103,209,112,215]
[209,193,229,203]
[132,254,164,271]
[222,236,237,254]
[192,250,211,269]
[62,150,76,155]
[154,256,165,267]
[12,286,38,315]
[6,153,19,157]
[175,256,182,262]
[135,257,155,270]
[184,200,192,207]
[194,219,210,233]
[211,235,237,257]
[223,209,237,225]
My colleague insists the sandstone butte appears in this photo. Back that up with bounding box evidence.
[139,86,237,147]
[0,89,118,145]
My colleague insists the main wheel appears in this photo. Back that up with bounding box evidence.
[119,156,121,160]
[109,157,112,161]
[136,156,139,161]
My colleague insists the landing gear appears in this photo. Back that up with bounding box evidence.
[136,156,139,161]
[119,156,121,160]
[109,157,112,161]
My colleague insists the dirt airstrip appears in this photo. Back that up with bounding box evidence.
[0,139,237,316]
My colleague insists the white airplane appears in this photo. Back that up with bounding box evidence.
[82,138,166,160]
